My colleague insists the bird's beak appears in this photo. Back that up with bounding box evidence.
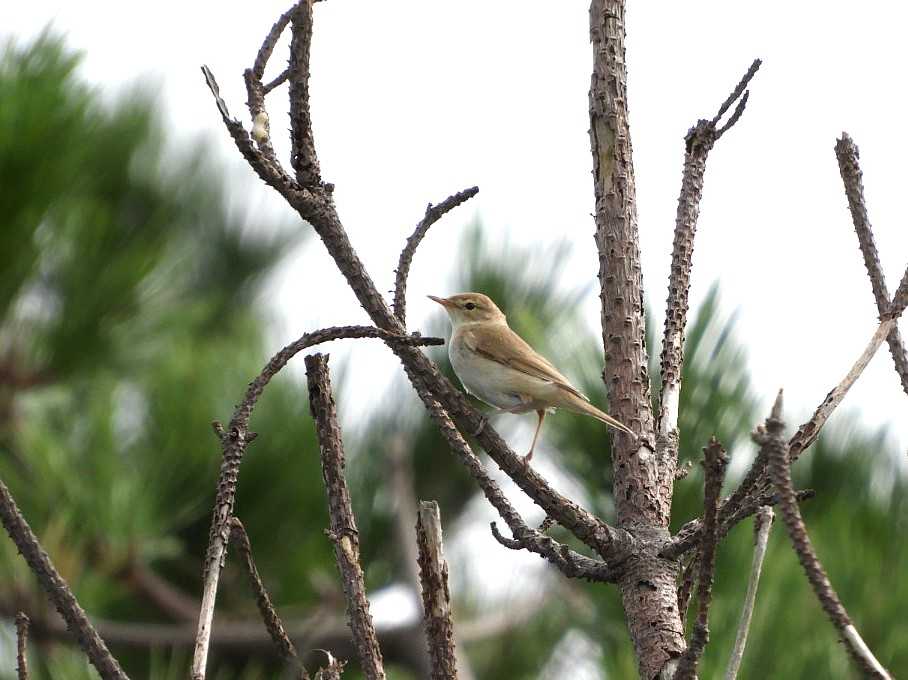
[427,295,454,309]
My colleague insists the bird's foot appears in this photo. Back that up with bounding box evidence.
[470,416,488,438]
[523,449,534,464]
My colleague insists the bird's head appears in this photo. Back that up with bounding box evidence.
[428,292,506,327]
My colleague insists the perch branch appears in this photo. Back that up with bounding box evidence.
[835,132,908,396]
[393,187,480,325]
[415,501,458,680]
[15,612,29,680]
[766,395,892,679]
[229,518,308,680]
[0,478,128,680]
[658,59,760,474]
[723,506,773,680]
[673,438,728,680]
[306,354,386,680]
[192,327,439,680]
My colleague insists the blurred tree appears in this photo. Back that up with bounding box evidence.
[0,32,904,680]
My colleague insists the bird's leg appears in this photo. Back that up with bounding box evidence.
[525,409,546,462]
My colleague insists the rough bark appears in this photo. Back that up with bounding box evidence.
[589,3,684,676]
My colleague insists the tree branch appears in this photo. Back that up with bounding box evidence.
[723,506,773,680]
[15,612,29,680]
[393,187,479,325]
[192,327,439,680]
[229,518,308,680]
[0,479,128,680]
[306,354,386,680]
[788,316,896,464]
[658,59,760,473]
[289,0,322,187]
[674,438,728,680]
[766,395,892,679]
[836,132,908,396]
[415,501,458,680]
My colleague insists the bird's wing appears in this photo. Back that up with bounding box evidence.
[462,325,590,402]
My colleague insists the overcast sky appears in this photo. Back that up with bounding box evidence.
[5,1,908,465]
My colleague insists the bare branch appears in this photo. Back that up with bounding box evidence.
[658,59,760,475]
[415,501,458,680]
[0,479,128,680]
[674,438,729,680]
[789,317,895,464]
[409,375,634,572]
[306,354,386,680]
[723,506,774,680]
[263,68,290,94]
[289,0,322,187]
[393,187,480,325]
[253,5,294,80]
[490,522,620,583]
[15,612,29,680]
[201,65,291,189]
[193,327,439,680]
[766,397,892,679]
[835,132,908,395]
[229,518,308,680]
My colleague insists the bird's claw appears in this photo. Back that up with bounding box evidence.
[470,416,488,438]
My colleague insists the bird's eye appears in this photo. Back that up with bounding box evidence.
[464,302,476,310]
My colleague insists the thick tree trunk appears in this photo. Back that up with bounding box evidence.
[588,2,686,676]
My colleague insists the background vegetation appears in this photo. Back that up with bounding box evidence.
[0,34,904,679]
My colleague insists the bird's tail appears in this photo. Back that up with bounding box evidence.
[558,391,635,437]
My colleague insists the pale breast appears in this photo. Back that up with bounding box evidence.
[449,331,533,411]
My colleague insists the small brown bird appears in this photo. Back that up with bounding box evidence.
[429,292,634,460]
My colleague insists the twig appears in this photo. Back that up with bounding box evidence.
[674,438,729,680]
[289,0,321,187]
[393,187,480,325]
[15,612,29,680]
[766,395,892,679]
[253,5,294,80]
[835,132,908,396]
[0,479,128,680]
[192,327,440,680]
[415,501,458,680]
[723,506,773,680]
[306,354,386,680]
[788,317,895,463]
[658,59,760,479]
[229,518,308,680]
[263,68,290,94]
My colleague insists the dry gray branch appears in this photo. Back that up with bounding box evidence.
[229,518,308,680]
[835,132,908,396]
[766,396,892,679]
[674,439,729,680]
[415,501,458,680]
[723,506,774,680]
[393,187,479,325]
[658,59,760,474]
[306,353,386,680]
[0,479,128,680]
[15,612,29,680]
[289,0,321,187]
[192,327,440,679]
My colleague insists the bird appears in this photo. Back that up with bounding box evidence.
[428,292,634,461]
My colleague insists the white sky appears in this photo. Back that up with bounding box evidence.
[5,1,908,463]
